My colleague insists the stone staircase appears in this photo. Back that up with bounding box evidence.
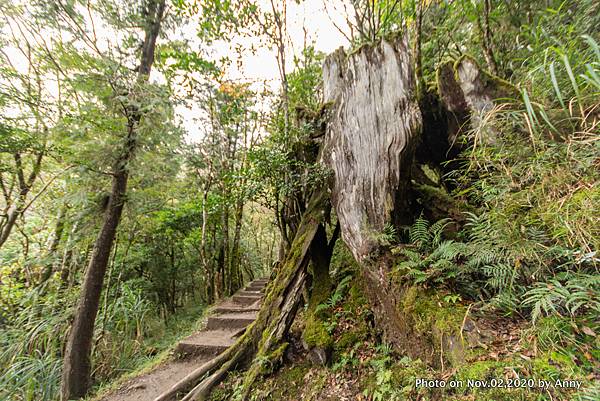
[98,278,269,401]
[175,278,268,358]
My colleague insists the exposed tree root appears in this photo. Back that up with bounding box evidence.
[153,189,328,401]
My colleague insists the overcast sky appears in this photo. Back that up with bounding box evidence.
[177,0,350,141]
[1,1,351,142]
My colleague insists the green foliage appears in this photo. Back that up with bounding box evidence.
[0,292,71,401]
[315,274,353,314]
[397,206,599,325]
[0,287,206,401]
[394,217,465,288]
[363,344,403,401]
[523,274,600,323]
[347,0,406,46]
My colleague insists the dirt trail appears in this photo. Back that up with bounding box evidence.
[98,279,268,401]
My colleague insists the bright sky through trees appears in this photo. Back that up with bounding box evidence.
[177,0,348,141]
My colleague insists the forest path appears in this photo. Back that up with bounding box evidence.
[97,278,268,401]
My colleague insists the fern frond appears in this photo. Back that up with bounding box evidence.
[430,218,452,247]
[409,215,430,247]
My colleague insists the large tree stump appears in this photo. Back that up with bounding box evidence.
[321,36,423,351]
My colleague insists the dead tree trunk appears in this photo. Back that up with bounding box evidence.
[153,189,329,401]
[321,36,423,350]
[60,2,166,399]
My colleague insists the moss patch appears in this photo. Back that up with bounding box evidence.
[399,286,468,367]
[302,315,332,348]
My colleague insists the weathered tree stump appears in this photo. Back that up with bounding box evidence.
[321,36,424,353]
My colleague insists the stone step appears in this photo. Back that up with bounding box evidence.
[237,290,262,297]
[176,329,235,358]
[206,312,257,330]
[233,294,262,305]
[246,283,266,291]
[213,305,260,313]
[245,288,264,294]
[212,300,260,313]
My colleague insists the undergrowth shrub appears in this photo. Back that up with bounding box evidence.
[0,281,194,401]
[397,30,600,322]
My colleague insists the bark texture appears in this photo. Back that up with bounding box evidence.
[322,37,422,262]
[322,36,423,350]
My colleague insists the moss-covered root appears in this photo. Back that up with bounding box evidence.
[236,191,330,400]
[181,352,242,401]
[153,338,247,401]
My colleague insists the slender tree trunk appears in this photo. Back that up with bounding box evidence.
[0,152,43,249]
[39,204,67,286]
[60,2,165,399]
[200,181,213,302]
[413,0,424,97]
[221,205,230,295]
[480,0,499,75]
[61,168,129,399]
[230,198,244,289]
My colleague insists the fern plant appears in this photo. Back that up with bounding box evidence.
[395,216,465,288]
[371,223,399,246]
[523,273,600,323]
[407,214,451,252]
[315,274,353,314]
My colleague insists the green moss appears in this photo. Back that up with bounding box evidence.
[390,358,431,398]
[263,363,311,400]
[401,287,465,336]
[280,364,309,384]
[453,359,508,383]
[302,315,332,348]
[449,360,535,400]
[414,183,454,205]
[335,328,367,352]
[345,282,367,312]
[398,287,468,367]
[531,351,583,380]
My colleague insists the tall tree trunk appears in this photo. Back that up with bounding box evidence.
[230,198,244,288]
[200,180,213,303]
[480,0,499,75]
[60,2,165,399]
[59,220,79,290]
[61,164,129,399]
[413,0,424,96]
[221,205,230,295]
